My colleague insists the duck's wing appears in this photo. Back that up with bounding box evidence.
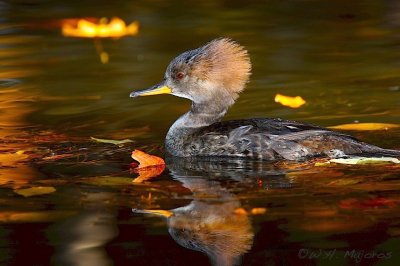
[187,118,399,160]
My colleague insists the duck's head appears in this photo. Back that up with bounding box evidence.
[130,38,251,108]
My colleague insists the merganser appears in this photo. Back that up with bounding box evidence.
[130,38,400,160]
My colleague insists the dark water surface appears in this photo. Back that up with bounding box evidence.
[1,1,400,265]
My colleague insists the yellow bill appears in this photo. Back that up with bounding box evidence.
[130,84,172,97]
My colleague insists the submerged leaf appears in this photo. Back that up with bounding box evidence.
[328,123,400,131]
[14,186,56,197]
[90,136,133,146]
[274,93,306,108]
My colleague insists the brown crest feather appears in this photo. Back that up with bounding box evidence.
[191,38,252,100]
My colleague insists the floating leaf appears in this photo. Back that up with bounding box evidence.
[316,157,400,166]
[234,208,248,215]
[90,136,133,146]
[14,186,56,197]
[250,208,267,215]
[131,150,165,168]
[274,93,306,108]
[328,123,400,131]
[131,150,165,183]
[62,17,139,38]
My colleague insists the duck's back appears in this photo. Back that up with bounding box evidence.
[173,118,400,160]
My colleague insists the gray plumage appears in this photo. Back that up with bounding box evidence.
[131,38,400,161]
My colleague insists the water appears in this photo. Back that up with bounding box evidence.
[1,1,400,265]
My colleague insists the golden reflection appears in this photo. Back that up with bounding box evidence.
[134,158,256,266]
[61,17,140,64]
[62,17,139,38]
[0,84,40,188]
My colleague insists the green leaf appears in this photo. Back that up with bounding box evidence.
[15,186,56,197]
[90,136,133,146]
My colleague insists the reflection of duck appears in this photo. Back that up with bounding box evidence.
[130,38,400,160]
[133,158,259,266]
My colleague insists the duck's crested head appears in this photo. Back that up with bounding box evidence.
[131,38,251,106]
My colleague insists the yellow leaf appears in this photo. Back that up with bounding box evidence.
[274,93,306,108]
[328,123,400,131]
[90,136,133,146]
[316,156,400,166]
[14,186,56,197]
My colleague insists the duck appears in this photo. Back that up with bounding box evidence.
[130,38,400,161]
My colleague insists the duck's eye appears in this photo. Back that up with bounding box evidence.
[176,72,185,80]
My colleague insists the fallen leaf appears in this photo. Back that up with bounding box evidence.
[14,186,56,197]
[131,150,165,168]
[274,93,306,108]
[234,208,248,215]
[250,208,267,215]
[131,150,165,183]
[328,123,400,131]
[316,157,400,166]
[90,136,133,146]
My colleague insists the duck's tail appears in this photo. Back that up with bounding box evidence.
[360,147,400,158]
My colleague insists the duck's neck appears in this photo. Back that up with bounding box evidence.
[166,100,230,155]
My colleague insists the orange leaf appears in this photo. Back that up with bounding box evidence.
[131,150,165,183]
[131,149,165,168]
[234,208,248,215]
[250,208,267,215]
[274,93,306,108]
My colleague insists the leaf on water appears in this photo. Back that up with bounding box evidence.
[131,149,165,168]
[250,208,267,215]
[274,93,306,108]
[0,150,29,166]
[90,136,133,146]
[234,208,248,215]
[14,186,56,197]
[316,157,400,166]
[328,123,400,131]
[131,150,165,183]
